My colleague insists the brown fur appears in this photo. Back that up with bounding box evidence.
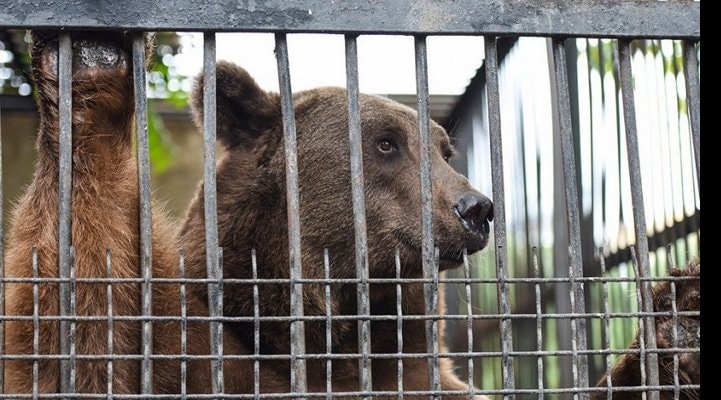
[4,32,490,398]
[3,31,246,395]
[591,259,700,400]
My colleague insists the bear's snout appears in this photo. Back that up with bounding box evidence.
[454,192,494,236]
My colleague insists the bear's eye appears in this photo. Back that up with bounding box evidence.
[443,153,452,163]
[377,139,396,154]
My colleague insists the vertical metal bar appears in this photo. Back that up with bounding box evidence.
[344,33,372,398]
[252,250,260,399]
[57,31,74,395]
[274,33,307,394]
[617,39,660,400]
[568,261,581,400]
[32,248,39,400]
[395,249,404,400]
[202,31,224,395]
[483,36,515,399]
[69,247,77,393]
[629,247,649,400]
[551,37,590,398]
[665,249,680,400]
[0,95,4,394]
[462,250,474,400]
[323,249,332,400]
[682,41,700,192]
[532,248,543,400]
[413,35,440,398]
[106,250,114,400]
[132,32,154,395]
[599,249,612,400]
[179,251,187,400]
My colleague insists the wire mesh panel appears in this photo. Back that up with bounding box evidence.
[0,1,700,399]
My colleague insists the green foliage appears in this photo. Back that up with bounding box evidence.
[0,30,191,175]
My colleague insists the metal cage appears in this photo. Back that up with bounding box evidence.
[0,1,700,399]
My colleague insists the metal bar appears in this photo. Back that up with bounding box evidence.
[665,249,680,400]
[483,35,515,399]
[532,248,543,400]
[682,41,700,192]
[252,250,260,400]
[69,247,77,394]
[344,34,372,397]
[618,38,661,400]
[0,275,697,286]
[274,32,307,395]
[0,346,699,362]
[0,310,700,324]
[0,386,701,399]
[0,94,4,394]
[629,247,649,399]
[462,250,474,400]
[202,31,224,396]
[394,250,403,400]
[568,257,581,400]
[0,1,699,38]
[132,32,154,395]
[599,250,612,399]
[106,250,114,400]
[413,35,440,399]
[57,31,75,396]
[323,249,332,400]
[179,251,188,400]
[32,248,39,400]
[551,37,590,398]
[0,274,699,286]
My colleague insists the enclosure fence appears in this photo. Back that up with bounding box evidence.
[0,1,700,399]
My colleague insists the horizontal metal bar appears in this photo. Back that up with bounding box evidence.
[0,381,704,400]
[1,275,698,285]
[0,384,703,399]
[0,346,700,361]
[0,310,700,323]
[0,0,699,38]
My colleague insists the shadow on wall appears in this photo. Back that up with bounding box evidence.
[1,98,206,228]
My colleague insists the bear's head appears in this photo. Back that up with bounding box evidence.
[188,61,493,284]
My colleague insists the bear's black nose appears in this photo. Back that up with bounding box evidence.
[454,192,494,233]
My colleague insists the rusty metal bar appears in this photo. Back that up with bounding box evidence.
[532,248,543,400]
[201,31,224,395]
[0,1,699,39]
[551,37,590,399]
[484,35,515,399]
[344,34,372,398]
[618,38,661,400]
[57,31,75,396]
[274,32,307,395]
[106,250,114,400]
[414,35,440,399]
[395,249,404,400]
[131,32,153,395]
[682,41,700,192]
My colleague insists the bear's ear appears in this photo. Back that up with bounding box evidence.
[190,61,280,149]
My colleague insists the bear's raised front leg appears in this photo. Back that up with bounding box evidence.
[3,31,148,395]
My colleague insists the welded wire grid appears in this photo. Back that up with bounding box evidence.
[0,1,700,399]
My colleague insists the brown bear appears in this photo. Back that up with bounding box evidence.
[591,259,700,400]
[2,30,244,396]
[4,31,493,399]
